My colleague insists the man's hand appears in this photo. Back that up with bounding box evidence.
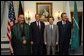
[22,39,27,45]
[44,42,47,45]
[31,41,33,45]
[22,36,27,45]
[56,42,58,45]
[10,47,14,55]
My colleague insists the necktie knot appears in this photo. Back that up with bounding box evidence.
[63,24,66,28]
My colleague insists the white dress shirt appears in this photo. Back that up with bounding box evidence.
[62,20,66,24]
[36,21,41,29]
[50,24,53,30]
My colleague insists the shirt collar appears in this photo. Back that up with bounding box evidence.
[62,20,66,24]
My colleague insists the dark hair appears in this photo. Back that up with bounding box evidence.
[48,16,54,22]
[35,13,41,17]
[18,14,24,17]
[61,12,66,18]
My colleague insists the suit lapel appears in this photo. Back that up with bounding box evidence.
[53,25,55,30]
[48,25,51,31]
[17,23,22,39]
[35,21,37,27]
[53,25,56,34]
[60,21,63,29]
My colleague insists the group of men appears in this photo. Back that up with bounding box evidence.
[11,12,71,55]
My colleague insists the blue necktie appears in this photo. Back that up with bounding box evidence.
[50,25,53,36]
[63,24,66,28]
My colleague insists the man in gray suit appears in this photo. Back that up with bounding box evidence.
[44,16,59,55]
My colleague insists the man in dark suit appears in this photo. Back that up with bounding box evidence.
[30,14,45,55]
[11,14,31,55]
[57,13,71,55]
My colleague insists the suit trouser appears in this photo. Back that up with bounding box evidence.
[59,43,69,55]
[13,46,31,55]
[46,45,55,55]
[32,44,43,55]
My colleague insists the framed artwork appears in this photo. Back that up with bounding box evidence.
[36,3,52,22]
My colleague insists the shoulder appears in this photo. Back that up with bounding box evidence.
[69,21,71,24]
[40,21,45,24]
[53,24,56,26]
[14,23,18,26]
[40,21,45,27]
[57,21,62,25]
[53,24,58,28]
[24,23,29,25]
[66,21,71,25]
[13,23,18,28]
[31,21,35,24]
[57,21,62,23]
[24,23,30,27]
[44,25,48,29]
[30,21,36,25]
[12,23,18,30]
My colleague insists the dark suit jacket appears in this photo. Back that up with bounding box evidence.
[57,21,71,48]
[30,21,45,45]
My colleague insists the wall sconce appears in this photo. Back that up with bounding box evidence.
[55,11,62,20]
[25,11,31,24]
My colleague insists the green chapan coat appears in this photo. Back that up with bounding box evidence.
[11,23,31,55]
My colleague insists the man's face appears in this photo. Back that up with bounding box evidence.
[49,18,54,25]
[18,14,25,24]
[35,14,40,21]
[62,14,68,21]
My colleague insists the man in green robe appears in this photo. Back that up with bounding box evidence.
[11,14,31,55]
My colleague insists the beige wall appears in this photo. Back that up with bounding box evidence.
[24,1,83,25]
[24,1,64,25]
